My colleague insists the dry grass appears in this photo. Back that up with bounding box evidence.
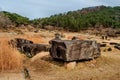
[25,51,120,80]
[0,38,23,72]
[14,35,46,44]
[0,31,120,80]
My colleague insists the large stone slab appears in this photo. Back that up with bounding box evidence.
[9,38,49,57]
[49,40,101,61]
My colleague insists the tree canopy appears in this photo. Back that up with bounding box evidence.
[2,11,29,25]
[32,6,120,31]
[0,6,120,31]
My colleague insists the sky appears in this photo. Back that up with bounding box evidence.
[0,0,120,19]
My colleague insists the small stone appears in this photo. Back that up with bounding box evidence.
[64,61,76,70]
[99,68,104,72]
[107,47,112,51]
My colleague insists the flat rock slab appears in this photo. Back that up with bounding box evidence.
[50,40,101,61]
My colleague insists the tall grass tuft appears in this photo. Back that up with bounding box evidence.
[0,38,23,72]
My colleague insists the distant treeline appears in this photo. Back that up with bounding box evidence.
[32,6,120,31]
[0,6,120,31]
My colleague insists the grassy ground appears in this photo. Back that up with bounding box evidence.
[0,30,120,80]
[26,51,120,80]
[0,38,23,72]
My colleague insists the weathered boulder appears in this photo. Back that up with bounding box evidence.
[49,33,61,44]
[99,43,107,47]
[22,43,49,57]
[9,38,49,57]
[109,42,118,45]
[107,47,112,51]
[49,40,100,61]
[114,31,120,36]
[114,45,120,50]
[9,38,33,50]
[71,36,80,40]
[64,62,76,70]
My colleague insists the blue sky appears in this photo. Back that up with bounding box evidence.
[0,0,120,19]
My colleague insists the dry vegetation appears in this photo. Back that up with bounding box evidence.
[0,31,120,80]
[0,38,23,72]
[26,51,120,80]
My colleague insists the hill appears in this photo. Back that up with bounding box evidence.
[32,5,120,31]
[0,5,120,32]
[0,11,29,28]
[0,11,34,33]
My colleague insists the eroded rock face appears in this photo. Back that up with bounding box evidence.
[49,40,101,61]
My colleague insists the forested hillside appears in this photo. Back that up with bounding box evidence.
[32,6,120,31]
[0,11,29,28]
[0,6,120,32]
